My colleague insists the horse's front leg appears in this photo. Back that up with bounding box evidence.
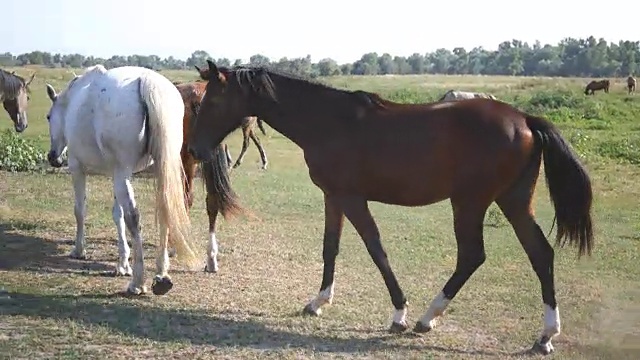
[114,170,146,295]
[303,194,345,316]
[204,188,220,273]
[69,168,87,259]
[339,196,409,333]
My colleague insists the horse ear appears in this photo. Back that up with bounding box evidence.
[207,60,220,77]
[194,65,201,72]
[46,83,57,102]
[26,73,36,86]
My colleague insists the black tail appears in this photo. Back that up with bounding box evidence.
[200,144,244,219]
[526,115,594,257]
[257,118,267,135]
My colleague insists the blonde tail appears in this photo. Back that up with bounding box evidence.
[139,74,200,270]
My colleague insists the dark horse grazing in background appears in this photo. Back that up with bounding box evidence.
[584,79,610,95]
[194,65,269,169]
[188,60,594,355]
[173,81,244,273]
[628,76,636,94]
[0,68,36,132]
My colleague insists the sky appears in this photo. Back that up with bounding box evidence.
[2,0,638,64]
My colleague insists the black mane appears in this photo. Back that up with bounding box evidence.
[224,65,385,109]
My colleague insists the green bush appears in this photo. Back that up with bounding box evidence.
[0,129,47,172]
[596,138,640,165]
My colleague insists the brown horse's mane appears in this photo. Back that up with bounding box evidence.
[220,65,389,111]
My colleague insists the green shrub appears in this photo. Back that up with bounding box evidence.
[596,138,640,165]
[0,129,47,172]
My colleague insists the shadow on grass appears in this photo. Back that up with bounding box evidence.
[0,222,113,275]
[0,291,543,357]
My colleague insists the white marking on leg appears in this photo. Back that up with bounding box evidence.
[418,291,451,329]
[155,224,170,278]
[307,282,335,315]
[537,304,561,353]
[112,199,132,276]
[205,232,219,272]
[70,171,87,259]
[392,307,408,326]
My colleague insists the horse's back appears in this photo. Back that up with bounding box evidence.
[70,66,170,171]
[320,99,535,205]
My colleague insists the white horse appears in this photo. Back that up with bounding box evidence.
[438,89,497,101]
[45,64,200,295]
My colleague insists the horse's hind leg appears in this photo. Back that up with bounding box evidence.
[233,127,251,168]
[496,189,560,355]
[495,159,559,355]
[413,200,489,333]
[113,170,147,295]
[112,196,132,276]
[249,131,268,170]
[69,169,88,259]
[224,144,233,169]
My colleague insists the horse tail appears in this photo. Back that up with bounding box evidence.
[139,74,200,270]
[257,118,267,135]
[525,115,594,258]
[199,144,245,219]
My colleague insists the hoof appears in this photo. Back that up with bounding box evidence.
[389,321,409,334]
[69,250,87,260]
[115,264,132,277]
[113,270,132,277]
[261,164,268,170]
[168,248,177,258]
[302,303,321,317]
[151,275,173,296]
[126,284,147,295]
[412,321,433,333]
[531,339,554,355]
[204,264,218,273]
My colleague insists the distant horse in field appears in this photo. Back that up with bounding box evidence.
[188,60,594,356]
[584,79,610,95]
[174,80,244,272]
[628,76,636,94]
[0,68,36,132]
[44,64,235,296]
[438,89,497,101]
[192,65,269,169]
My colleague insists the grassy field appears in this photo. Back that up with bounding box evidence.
[1,66,639,359]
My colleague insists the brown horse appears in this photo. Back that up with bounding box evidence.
[193,65,269,170]
[0,68,36,132]
[628,76,636,94]
[584,79,610,95]
[174,81,243,272]
[188,60,594,355]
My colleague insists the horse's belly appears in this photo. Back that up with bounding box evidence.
[362,176,452,206]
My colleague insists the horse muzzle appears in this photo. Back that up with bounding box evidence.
[14,123,27,133]
[47,150,64,168]
[14,114,27,133]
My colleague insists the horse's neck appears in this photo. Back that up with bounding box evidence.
[255,77,349,147]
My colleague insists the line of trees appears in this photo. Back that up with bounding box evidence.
[1,36,638,78]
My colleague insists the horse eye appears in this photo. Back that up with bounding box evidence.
[46,115,50,121]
